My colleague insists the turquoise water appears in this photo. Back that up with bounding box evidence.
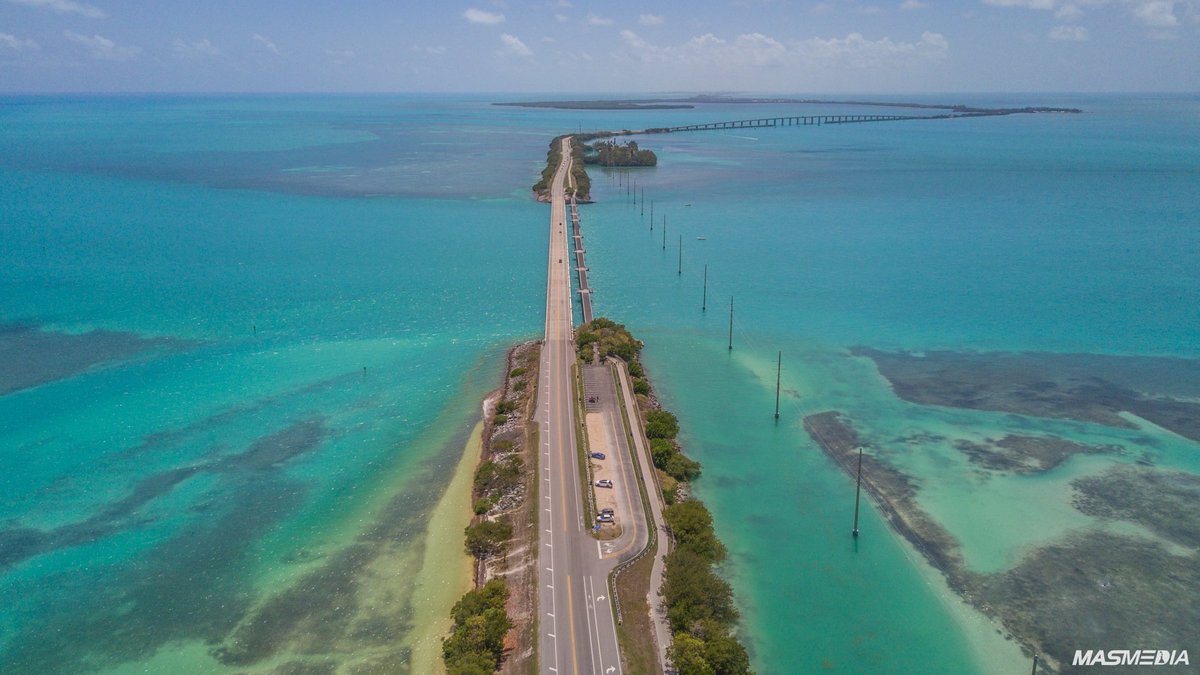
[2,94,1198,673]
[0,95,559,673]
[578,95,1200,672]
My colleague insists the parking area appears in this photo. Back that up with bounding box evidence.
[586,412,620,529]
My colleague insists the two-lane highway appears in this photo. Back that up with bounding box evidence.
[536,138,626,675]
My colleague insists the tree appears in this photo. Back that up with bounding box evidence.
[650,438,676,468]
[645,410,679,439]
[445,652,495,675]
[663,549,738,632]
[464,519,512,559]
[705,631,752,675]
[668,633,715,675]
[665,500,725,562]
[665,453,702,482]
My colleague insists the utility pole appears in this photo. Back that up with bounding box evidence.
[852,448,863,538]
[774,351,782,419]
[727,296,734,351]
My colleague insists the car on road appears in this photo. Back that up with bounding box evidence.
[596,513,614,523]
[590,452,606,460]
[599,508,614,516]
[595,479,613,488]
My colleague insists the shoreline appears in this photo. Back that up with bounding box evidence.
[408,421,485,674]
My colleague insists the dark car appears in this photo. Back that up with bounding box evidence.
[599,508,614,516]
[590,452,606,460]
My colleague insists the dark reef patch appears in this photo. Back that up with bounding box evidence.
[853,348,1200,442]
[974,531,1200,674]
[0,322,192,396]
[206,416,468,668]
[216,418,329,473]
[1072,466,1200,549]
[804,410,1200,673]
[0,478,306,672]
[0,419,328,572]
[802,411,964,577]
[953,435,1121,474]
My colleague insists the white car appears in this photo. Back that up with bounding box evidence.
[595,479,613,488]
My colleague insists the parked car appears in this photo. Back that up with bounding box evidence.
[590,452,606,460]
[596,513,614,523]
[595,479,613,488]
[599,508,614,516]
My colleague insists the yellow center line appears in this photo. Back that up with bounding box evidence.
[567,574,579,675]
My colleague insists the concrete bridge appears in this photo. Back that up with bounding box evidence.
[647,113,926,133]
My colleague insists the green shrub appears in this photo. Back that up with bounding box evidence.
[464,519,513,559]
[475,457,522,495]
[633,378,651,395]
[492,439,514,453]
[645,410,680,439]
[665,453,702,483]
[493,414,507,426]
[495,400,517,415]
[443,579,511,674]
[663,548,738,632]
[628,360,644,378]
[473,497,495,515]
[665,500,725,562]
[650,438,676,468]
[510,367,527,378]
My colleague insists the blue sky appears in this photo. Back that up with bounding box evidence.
[1,0,1197,93]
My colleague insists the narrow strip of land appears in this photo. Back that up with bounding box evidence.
[536,137,630,675]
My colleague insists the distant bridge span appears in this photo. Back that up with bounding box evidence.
[644,113,933,133]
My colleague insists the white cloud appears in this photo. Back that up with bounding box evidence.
[617,29,948,70]
[1049,23,1090,38]
[555,13,569,23]
[1055,3,1085,19]
[587,13,614,26]
[253,33,279,55]
[982,0,1057,8]
[983,0,1192,35]
[172,38,220,59]
[1132,0,1179,26]
[463,7,506,24]
[639,13,665,25]
[325,48,355,64]
[498,32,532,56]
[6,0,105,19]
[411,44,447,55]
[63,30,140,60]
[0,31,38,50]
[900,0,928,9]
